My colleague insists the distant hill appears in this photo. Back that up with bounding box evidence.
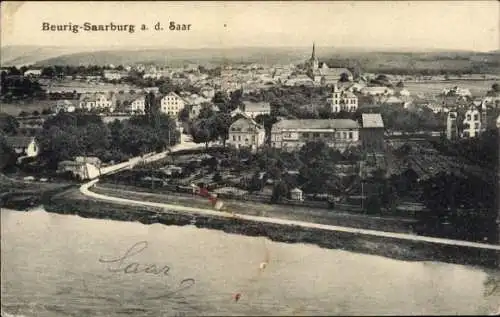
[2,45,498,74]
[0,45,101,67]
[30,47,317,67]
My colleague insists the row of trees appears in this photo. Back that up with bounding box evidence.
[1,109,179,171]
[1,71,45,101]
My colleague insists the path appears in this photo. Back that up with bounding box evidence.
[79,180,500,251]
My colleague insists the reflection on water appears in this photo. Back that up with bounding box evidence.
[1,207,499,316]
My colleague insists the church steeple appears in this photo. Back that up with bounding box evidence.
[311,42,316,59]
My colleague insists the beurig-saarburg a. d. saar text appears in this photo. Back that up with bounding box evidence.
[41,22,192,33]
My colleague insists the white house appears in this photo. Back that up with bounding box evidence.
[242,101,271,118]
[329,84,358,112]
[160,92,186,117]
[79,93,116,112]
[271,119,360,152]
[443,86,472,98]
[122,95,146,114]
[58,160,101,180]
[23,69,42,77]
[103,70,128,81]
[462,107,483,138]
[227,116,266,151]
[200,87,216,99]
[290,187,304,201]
[53,100,76,113]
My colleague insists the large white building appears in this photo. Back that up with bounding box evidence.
[329,84,358,112]
[160,92,186,117]
[227,116,266,151]
[103,70,128,81]
[79,93,115,112]
[271,119,360,152]
[462,107,484,138]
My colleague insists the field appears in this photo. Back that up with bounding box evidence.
[0,100,56,116]
[43,80,137,94]
[404,80,497,97]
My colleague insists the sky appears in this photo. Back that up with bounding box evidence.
[1,1,499,52]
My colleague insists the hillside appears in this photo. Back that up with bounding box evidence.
[2,45,499,74]
[0,46,102,67]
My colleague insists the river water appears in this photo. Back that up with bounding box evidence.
[1,207,499,316]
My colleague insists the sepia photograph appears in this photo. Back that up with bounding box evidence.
[1,1,499,316]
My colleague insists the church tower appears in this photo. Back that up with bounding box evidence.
[309,42,319,70]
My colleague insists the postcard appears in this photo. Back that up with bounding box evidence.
[1,1,499,316]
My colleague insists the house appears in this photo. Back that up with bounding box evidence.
[443,86,472,98]
[23,69,42,77]
[312,66,353,86]
[462,106,483,138]
[79,93,116,112]
[397,88,411,97]
[200,87,216,99]
[290,187,304,201]
[115,93,146,114]
[57,160,101,180]
[227,116,266,151]
[5,136,39,159]
[103,70,128,81]
[360,114,385,152]
[271,119,360,152]
[74,156,102,167]
[329,84,358,112]
[53,100,76,113]
[160,92,186,117]
[242,101,271,118]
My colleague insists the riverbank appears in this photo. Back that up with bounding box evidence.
[92,182,418,233]
[38,187,500,269]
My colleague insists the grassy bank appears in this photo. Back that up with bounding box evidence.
[93,182,418,233]
[41,187,500,269]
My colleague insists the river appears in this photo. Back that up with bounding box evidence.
[1,207,499,316]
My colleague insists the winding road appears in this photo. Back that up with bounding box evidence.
[79,179,500,251]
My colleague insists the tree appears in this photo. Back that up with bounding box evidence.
[0,133,16,170]
[491,83,499,93]
[190,118,215,149]
[178,106,191,122]
[271,181,289,203]
[396,81,404,88]
[212,113,232,147]
[339,72,350,82]
[0,114,19,136]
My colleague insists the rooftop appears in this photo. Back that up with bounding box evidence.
[362,113,385,128]
[273,119,359,130]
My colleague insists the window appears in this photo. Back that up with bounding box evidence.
[349,132,353,139]
[252,135,256,142]
[466,115,471,120]
[313,133,320,138]
[474,123,479,129]
[473,114,479,121]
[233,135,236,141]
[303,132,309,138]
[343,132,347,139]
[238,136,241,141]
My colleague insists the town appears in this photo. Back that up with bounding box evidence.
[1,43,499,244]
